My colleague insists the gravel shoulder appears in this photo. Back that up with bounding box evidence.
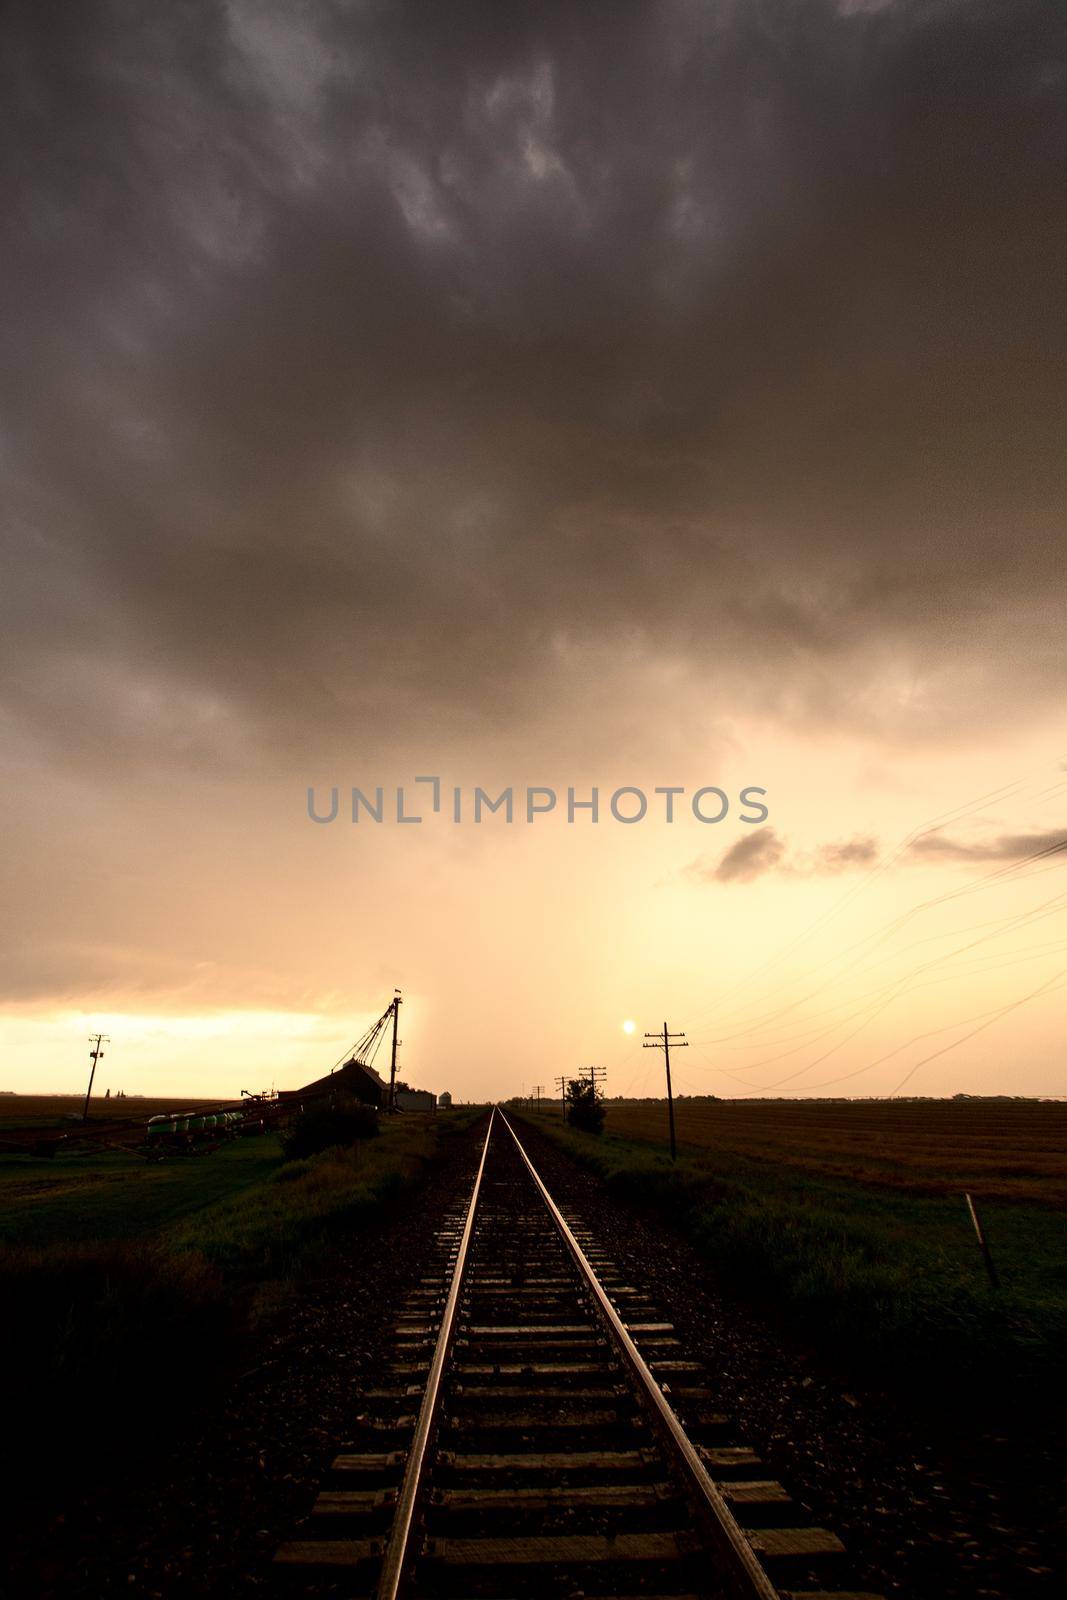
[512,1113,1063,1600]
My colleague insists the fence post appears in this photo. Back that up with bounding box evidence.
[965,1192,999,1290]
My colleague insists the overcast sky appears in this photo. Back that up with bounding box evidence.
[2,1,1065,1100]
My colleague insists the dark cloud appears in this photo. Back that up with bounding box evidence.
[814,835,880,871]
[908,828,1067,863]
[694,828,788,884]
[691,828,881,884]
[2,0,1065,788]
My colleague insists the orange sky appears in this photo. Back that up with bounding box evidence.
[4,732,1064,1102]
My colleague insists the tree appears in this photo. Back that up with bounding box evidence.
[565,1078,605,1134]
[281,1094,378,1160]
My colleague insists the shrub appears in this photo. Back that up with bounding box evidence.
[565,1079,606,1134]
[281,1096,378,1160]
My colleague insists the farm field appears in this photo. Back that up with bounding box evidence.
[0,1092,228,1131]
[599,1096,1067,1205]
[517,1099,1067,1403]
[0,1107,462,1256]
[0,1133,283,1249]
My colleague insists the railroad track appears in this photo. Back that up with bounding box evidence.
[276,1107,881,1600]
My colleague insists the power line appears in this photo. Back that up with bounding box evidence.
[797,971,1067,1096]
[886,966,1067,1097]
[711,889,1067,1051]
[684,756,1067,1037]
[696,892,1067,1082]
[707,949,1067,1099]
[672,814,1067,1099]
[702,887,1067,1094]
[697,842,1067,1050]
[684,773,1040,1032]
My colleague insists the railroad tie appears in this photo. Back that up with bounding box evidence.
[424,1531,697,1566]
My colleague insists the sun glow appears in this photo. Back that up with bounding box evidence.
[622,1019,636,1034]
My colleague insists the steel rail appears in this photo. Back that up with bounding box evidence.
[497,1106,780,1600]
[375,1107,496,1600]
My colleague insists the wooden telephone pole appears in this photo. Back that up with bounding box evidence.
[84,1033,109,1121]
[555,1075,567,1120]
[643,1023,687,1160]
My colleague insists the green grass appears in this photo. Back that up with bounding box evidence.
[0,1135,283,1248]
[167,1119,443,1280]
[0,1110,483,1259]
[516,1111,1067,1408]
[0,1110,484,1490]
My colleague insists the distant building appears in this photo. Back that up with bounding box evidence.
[395,1087,436,1112]
[437,1091,452,1108]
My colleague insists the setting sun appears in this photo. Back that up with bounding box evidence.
[622,1019,636,1034]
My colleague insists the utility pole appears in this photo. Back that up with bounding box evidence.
[84,1033,109,1121]
[533,1084,544,1109]
[587,1065,607,1091]
[555,1075,567,1120]
[643,1023,686,1160]
[388,990,402,1111]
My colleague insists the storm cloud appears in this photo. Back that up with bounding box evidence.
[2,0,1066,786]
[2,1,1066,1037]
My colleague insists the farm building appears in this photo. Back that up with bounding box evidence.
[437,1091,452,1108]
[277,1056,387,1114]
[395,1087,436,1112]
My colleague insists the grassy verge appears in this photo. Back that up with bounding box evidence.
[0,1134,284,1248]
[168,1118,440,1279]
[515,1110,1066,1410]
[0,1110,483,1491]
